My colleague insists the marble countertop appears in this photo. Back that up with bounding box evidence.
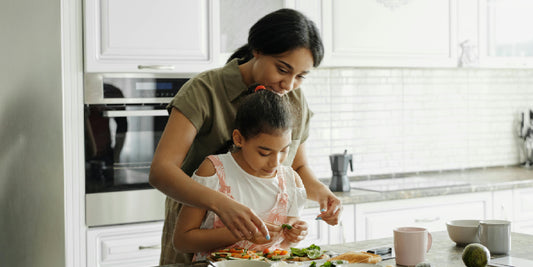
[305,166,533,208]
[323,231,533,267]
[157,231,533,267]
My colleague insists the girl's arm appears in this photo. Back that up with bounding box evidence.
[149,108,268,240]
[174,204,240,253]
[291,143,341,226]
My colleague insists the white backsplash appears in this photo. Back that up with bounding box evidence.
[304,68,533,179]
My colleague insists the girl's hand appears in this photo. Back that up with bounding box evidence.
[315,187,342,225]
[213,197,270,241]
[282,220,308,243]
[250,223,282,245]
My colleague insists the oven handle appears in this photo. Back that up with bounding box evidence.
[103,109,169,117]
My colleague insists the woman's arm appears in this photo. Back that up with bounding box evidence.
[149,108,268,240]
[291,143,341,226]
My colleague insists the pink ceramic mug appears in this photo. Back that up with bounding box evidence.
[394,227,433,266]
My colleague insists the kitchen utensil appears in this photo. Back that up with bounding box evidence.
[393,227,432,266]
[479,220,511,255]
[518,109,533,167]
[446,219,480,246]
[329,150,353,192]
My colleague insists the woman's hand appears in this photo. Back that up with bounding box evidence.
[282,220,308,243]
[292,144,342,226]
[212,196,270,241]
[315,187,342,225]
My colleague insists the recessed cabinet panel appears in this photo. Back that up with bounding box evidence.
[102,0,206,58]
[85,0,217,72]
[479,0,533,67]
[323,0,457,67]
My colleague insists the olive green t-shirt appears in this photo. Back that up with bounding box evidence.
[167,58,313,176]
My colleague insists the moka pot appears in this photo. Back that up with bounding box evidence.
[329,150,353,192]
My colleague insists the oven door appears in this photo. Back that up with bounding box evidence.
[85,104,168,226]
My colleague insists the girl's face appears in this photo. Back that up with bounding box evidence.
[251,47,314,95]
[232,129,292,178]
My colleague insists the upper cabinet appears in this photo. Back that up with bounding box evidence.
[320,0,458,67]
[478,0,533,68]
[83,0,533,72]
[217,0,322,65]
[84,0,219,73]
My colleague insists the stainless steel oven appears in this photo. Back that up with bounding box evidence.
[84,73,191,226]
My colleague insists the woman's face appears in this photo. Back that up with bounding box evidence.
[233,129,292,178]
[251,47,314,95]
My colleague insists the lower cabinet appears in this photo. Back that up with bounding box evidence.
[512,187,533,235]
[299,207,329,247]
[87,221,163,267]
[354,192,493,241]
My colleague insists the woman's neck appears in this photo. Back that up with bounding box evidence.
[238,59,255,87]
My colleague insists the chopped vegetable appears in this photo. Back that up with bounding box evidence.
[281,223,293,230]
[289,244,323,259]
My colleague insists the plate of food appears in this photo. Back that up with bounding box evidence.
[209,248,265,261]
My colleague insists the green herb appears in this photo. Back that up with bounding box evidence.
[281,223,293,230]
[290,244,323,259]
[309,261,317,267]
[320,261,333,267]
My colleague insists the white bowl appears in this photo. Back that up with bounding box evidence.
[446,219,480,246]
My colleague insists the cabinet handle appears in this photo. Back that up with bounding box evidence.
[137,65,175,70]
[139,244,161,250]
[414,217,440,223]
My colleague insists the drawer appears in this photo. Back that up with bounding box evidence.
[355,192,493,241]
[87,221,163,267]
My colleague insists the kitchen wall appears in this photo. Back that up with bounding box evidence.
[304,68,533,179]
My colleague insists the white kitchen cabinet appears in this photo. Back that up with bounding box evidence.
[512,187,533,235]
[217,0,322,65]
[87,221,163,267]
[299,207,330,247]
[84,0,218,73]
[353,192,493,241]
[478,0,533,68]
[328,204,355,245]
[492,190,514,221]
[320,0,458,67]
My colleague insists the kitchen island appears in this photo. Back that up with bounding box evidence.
[323,231,533,267]
[157,231,533,266]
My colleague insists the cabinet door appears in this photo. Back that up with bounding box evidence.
[321,0,458,67]
[87,221,163,267]
[513,187,533,222]
[85,0,218,73]
[299,207,329,246]
[478,0,533,68]
[328,204,355,245]
[354,192,492,241]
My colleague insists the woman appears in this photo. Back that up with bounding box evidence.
[149,8,341,264]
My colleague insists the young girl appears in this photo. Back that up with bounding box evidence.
[173,88,308,260]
